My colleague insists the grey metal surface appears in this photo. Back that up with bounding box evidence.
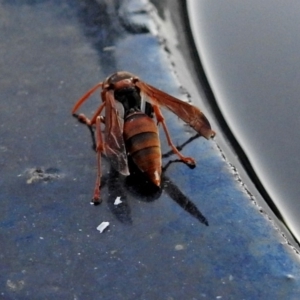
[1,0,300,299]
[188,0,300,243]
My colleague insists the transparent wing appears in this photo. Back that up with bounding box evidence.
[136,81,215,139]
[103,90,129,176]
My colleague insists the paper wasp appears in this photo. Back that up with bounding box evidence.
[72,71,215,203]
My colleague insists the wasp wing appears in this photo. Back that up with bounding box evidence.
[136,81,215,139]
[103,90,129,176]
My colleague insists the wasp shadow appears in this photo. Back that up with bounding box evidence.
[162,171,208,226]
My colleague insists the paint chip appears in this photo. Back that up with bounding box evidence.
[97,222,110,233]
[114,196,122,205]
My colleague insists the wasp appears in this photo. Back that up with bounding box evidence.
[72,71,215,203]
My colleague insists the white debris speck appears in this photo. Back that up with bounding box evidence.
[103,46,115,51]
[39,237,44,240]
[6,279,25,291]
[114,196,122,205]
[175,244,184,251]
[97,222,110,233]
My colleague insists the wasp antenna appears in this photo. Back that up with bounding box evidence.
[71,82,103,114]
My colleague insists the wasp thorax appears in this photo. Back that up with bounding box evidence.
[106,71,136,85]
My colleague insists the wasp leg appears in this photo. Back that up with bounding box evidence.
[72,82,103,114]
[87,90,108,125]
[153,105,196,166]
[92,116,105,204]
[75,102,105,126]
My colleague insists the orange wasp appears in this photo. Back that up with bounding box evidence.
[72,71,215,203]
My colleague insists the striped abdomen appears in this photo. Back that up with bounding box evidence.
[123,111,162,186]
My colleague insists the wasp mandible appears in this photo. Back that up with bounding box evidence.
[72,71,215,203]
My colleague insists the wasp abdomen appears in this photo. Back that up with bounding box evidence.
[124,112,162,186]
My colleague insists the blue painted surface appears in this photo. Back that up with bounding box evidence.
[1,0,300,299]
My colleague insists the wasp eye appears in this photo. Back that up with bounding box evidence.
[132,77,139,84]
[103,83,110,90]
